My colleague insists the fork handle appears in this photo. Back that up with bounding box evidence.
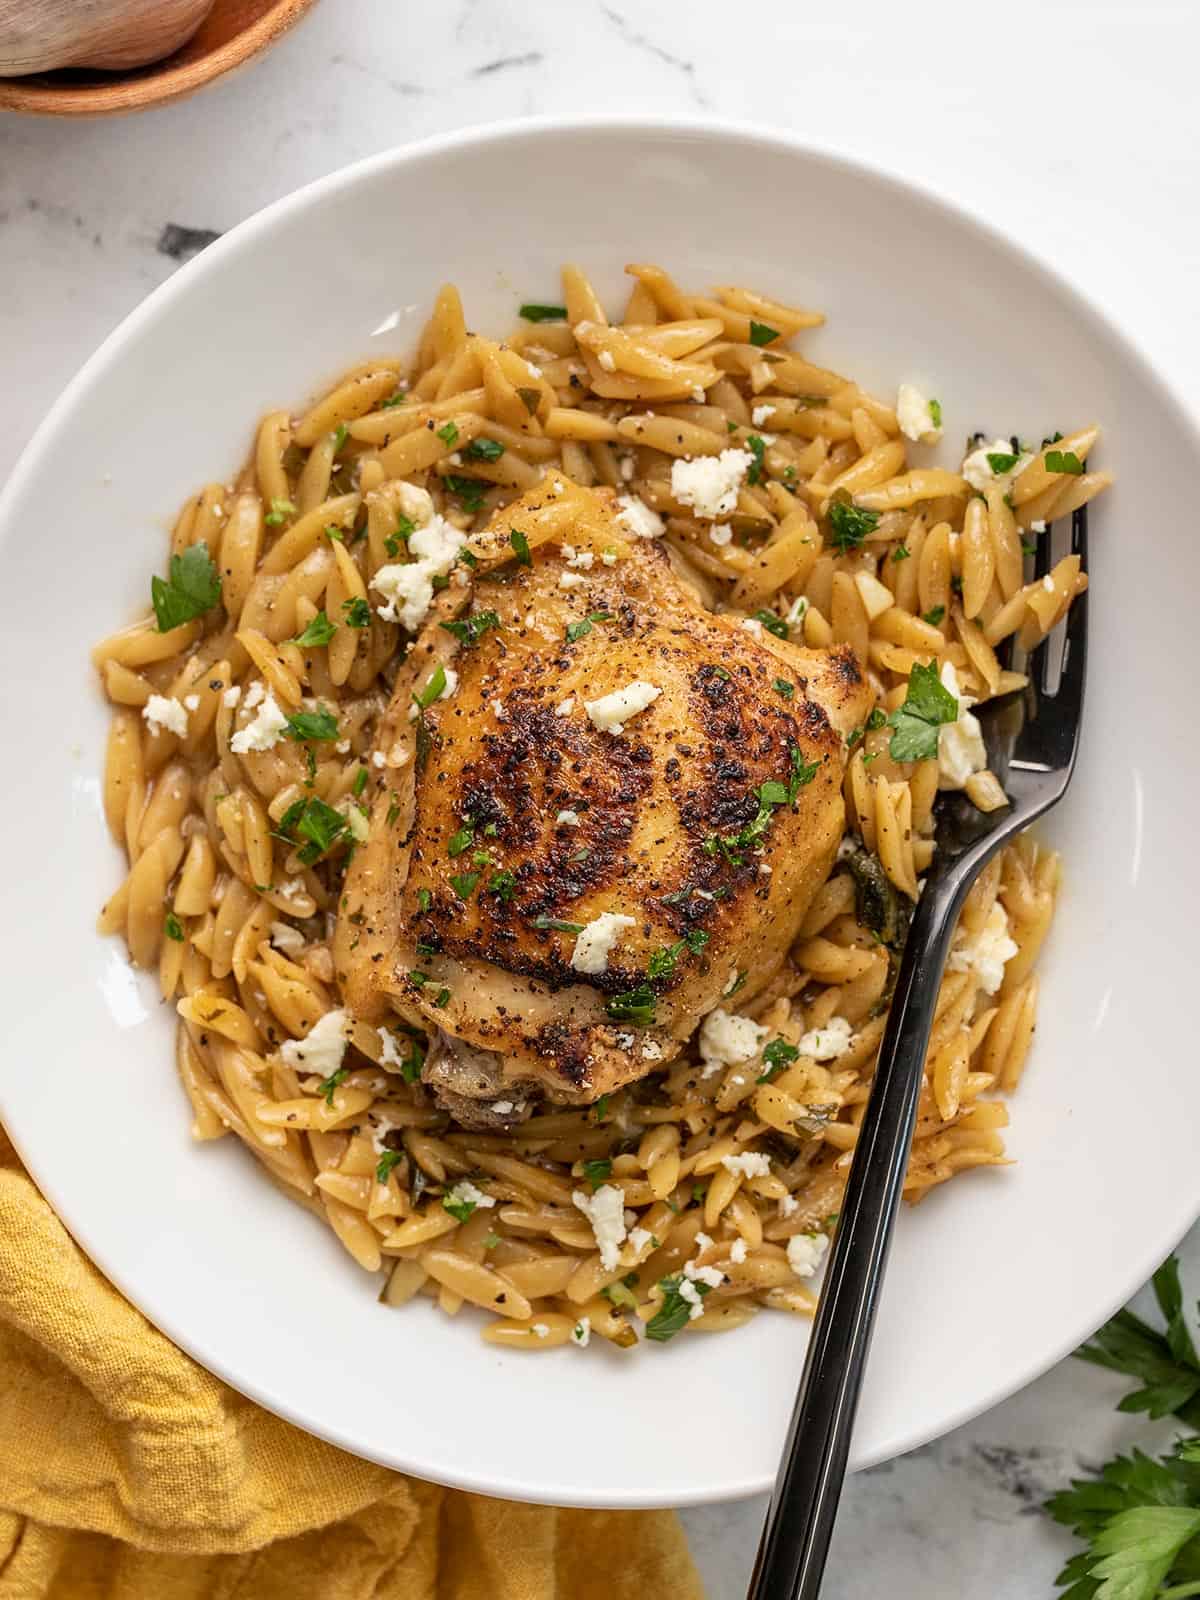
[746,881,968,1600]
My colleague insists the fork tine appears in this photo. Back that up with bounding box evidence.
[1054,505,1089,718]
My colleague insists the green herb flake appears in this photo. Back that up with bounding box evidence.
[376,1149,404,1183]
[605,983,657,1026]
[164,912,184,942]
[415,888,432,913]
[413,664,447,711]
[1045,448,1084,475]
[746,433,766,486]
[519,303,568,323]
[439,609,501,648]
[582,1158,613,1190]
[922,605,946,626]
[264,498,295,527]
[928,398,943,428]
[753,607,789,639]
[892,544,911,563]
[283,707,339,743]
[565,610,613,643]
[317,1066,348,1107]
[887,659,959,763]
[331,423,349,454]
[985,450,1020,475]
[757,1038,800,1083]
[294,610,337,647]
[447,823,475,858]
[436,421,459,446]
[645,1274,712,1341]
[386,798,401,828]
[278,794,349,864]
[748,320,781,348]
[773,678,795,699]
[827,500,881,554]
[341,596,371,630]
[533,915,585,933]
[487,871,517,904]
[464,437,505,463]
[150,543,222,633]
[592,1094,611,1122]
[450,870,481,901]
[510,527,532,566]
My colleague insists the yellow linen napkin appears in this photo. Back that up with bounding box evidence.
[0,1129,704,1599]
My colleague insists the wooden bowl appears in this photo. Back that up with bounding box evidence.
[0,0,319,116]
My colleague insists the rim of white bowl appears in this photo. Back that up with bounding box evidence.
[3,116,1199,1504]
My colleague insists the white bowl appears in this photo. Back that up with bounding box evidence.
[1,118,1197,1509]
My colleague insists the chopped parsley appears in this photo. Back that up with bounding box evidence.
[510,527,532,566]
[439,609,501,647]
[846,708,887,749]
[264,498,295,526]
[331,423,349,454]
[375,1149,404,1183]
[582,1158,613,1190]
[773,678,795,700]
[487,871,517,903]
[444,474,486,513]
[892,544,911,563]
[1045,448,1084,475]
[757,1038,800,1083]
[449,871,481,901]
[164,912,184,942]
[413,665,447,710]
[887,659,959,763]
[317,1066,348,1107]
[447,823,475,857]
[929,398,943,428]
[415,888,432,912]
[443,1186,485,1223]
[753,608,789,639]
[703,744,822,865]
[605,983,657,1026]
[985,450,1020,474]
[827,500,880,553]
[533,915,585,933]
[434,987,451,1008]
[464,437,505,462]
[151,543,222,633]
[565,610,613,643]
[519,303,568,322]
[922,605,946,626]
[342,596,371,629]
[384,513,416,558]
[386,798,402,827]
[294,610,337,647]
[283,707,339,743]
[748,320,781,348]
[436,421,459,446]
[645,1274,712,1341]
[746,433,766,486]
[277,795,349,864]
[647,929,709,982]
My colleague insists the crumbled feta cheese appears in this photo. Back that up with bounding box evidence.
[641,1039,663,1061]
[243,681,265,710]
[572,1317,591,1347]
[556,809,580,827]
[572,1184,628,1270]
[948,900,1018,995]
[937,661,987,789]
[222,685,242,709]
[778,1194,799,1219]
[684,1259,725,1290]
[798,1016,854,1060]
[694,1232,714,1252]
[854,571,895,621]
[269,921,305,955]
[729,1237,748,1264]
[670,449,753,519]
[752,404,776,427]
[896,384,944,445]
[183,693,201,712]
[628,1227,653,1254]
[230,691,288,754]
[678,1278,706,1319]
[570,911,637,975]
[709,523,732,546]
[740,618,764,638]
[721,1151,772,1180]
[787,1232,830,1278]
[372,750,387,768]
[620,455,635,482]
[699,1008,769,1070]
[597,349,616,372]
[1030,519,1047,533]
[396,482,434,523]
[600,548,619,565]
[377,1028,406,1070]
[370,502,466,631]
[491,1100,515,1115]
[561,543,595,570]
[585,680,661,736]
[554,696,575,717]
[446,1178,495,1211]
[369,1115,396,1155]
[614,493,665,540]
[142,694,189,738]
[532,1322,551,1338]
[559,571,589,589]
[961,438,1031,494]
[281,1008,348,1075]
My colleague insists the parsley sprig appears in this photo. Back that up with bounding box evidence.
[703,744,821,866]
[151,543,222,633]
[1044,1256,1200,1599]
[886,660,959,763]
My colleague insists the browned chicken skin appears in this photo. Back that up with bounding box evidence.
[335,476,872,1123]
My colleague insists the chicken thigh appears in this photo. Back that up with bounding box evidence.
[335,474,873,1124]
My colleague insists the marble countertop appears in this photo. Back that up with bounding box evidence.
[3,2,1198,1593]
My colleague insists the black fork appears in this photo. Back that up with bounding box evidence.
[747,508,1089,1600]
